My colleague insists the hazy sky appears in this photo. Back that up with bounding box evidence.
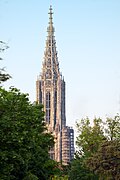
[1,0,120,129]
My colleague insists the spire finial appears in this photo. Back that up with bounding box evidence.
[47,5,55,35]
[49,5,53,26]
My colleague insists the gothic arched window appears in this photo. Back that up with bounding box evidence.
[46,92,51,123]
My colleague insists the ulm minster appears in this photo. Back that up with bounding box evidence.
[36,6,74,165]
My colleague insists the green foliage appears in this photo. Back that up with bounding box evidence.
[71,116,120,180]
[50,175,68,180]
[0,87,55,179]
[106,115,120,140]
[0,41,11,84]
[23,172,38,180]
[48,163,70,180]
[76,117,105,157]
[68,117,105,179]
[86,140,120,180]
[68,157,98,180]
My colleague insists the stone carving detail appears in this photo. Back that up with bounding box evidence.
[46,80,51,87]
[46,69,52,79]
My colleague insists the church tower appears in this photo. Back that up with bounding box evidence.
[36,6,74,164]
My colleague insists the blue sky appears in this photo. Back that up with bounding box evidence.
[1,0,120,129]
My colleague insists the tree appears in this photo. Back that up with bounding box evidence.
[0,87,55,179]
[72,116,120,180]
[0,41,11,84]
[106,115,120,141]
[76,117,105,157]
[68,156,98,180]
[86,140,120,180]
[68,117,105,180]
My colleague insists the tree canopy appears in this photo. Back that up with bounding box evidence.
[86,140,120,180]
[69,116,120,180]
[76,117,105,157]
[0,87,57,179]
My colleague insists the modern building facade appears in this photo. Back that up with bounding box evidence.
[36,6,74,165]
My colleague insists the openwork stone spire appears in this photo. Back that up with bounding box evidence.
[36,6,74,165]
[42,5,60,81]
